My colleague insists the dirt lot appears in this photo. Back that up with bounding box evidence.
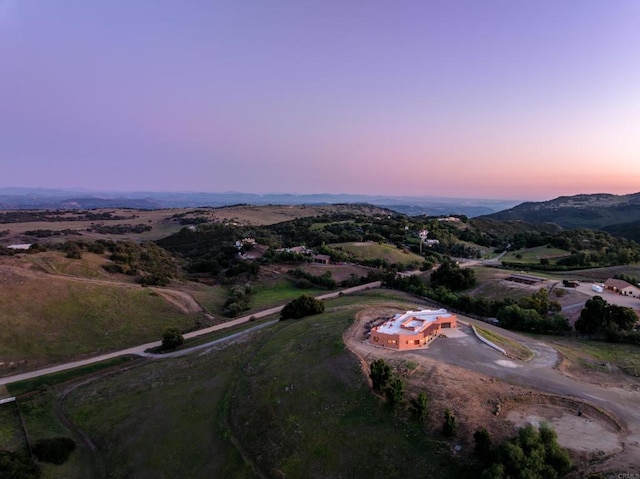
[344,306,636,475]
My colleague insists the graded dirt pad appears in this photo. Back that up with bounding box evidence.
[507,404,622,454]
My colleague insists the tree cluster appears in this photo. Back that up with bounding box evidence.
[429,260,476,291]
[223,283,253,317]
[575,296,638,339]
[32,437,76,465]
[288,268,336,289]
[478,424,571,479]
[89,223,152,234]
[280,295,325,320]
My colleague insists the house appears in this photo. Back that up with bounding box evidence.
[313,254,330,264]
[604,278,640,297]
[369,309,457,350]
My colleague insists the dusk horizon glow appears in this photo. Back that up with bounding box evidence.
[1,1,639,203]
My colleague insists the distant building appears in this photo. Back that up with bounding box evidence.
[505,274,545,286]
[7,244,32,250]
[313,254,330,264]
[370,309,457,350]
[604,278,640,297]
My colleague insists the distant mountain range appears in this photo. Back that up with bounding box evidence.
[482,192,640,242]
[0,188,519,218]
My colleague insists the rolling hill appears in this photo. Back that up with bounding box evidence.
[482,192,640,239]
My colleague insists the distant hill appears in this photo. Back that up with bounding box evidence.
[482,192,640,239]
[602,219,640,243]
[0,188,518,217]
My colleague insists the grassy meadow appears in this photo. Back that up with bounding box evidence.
[0,275,199,374]
[502,245,571,264]
[329,241,425,268]
[6,294,468,478]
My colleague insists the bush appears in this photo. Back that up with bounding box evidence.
[369,358,392,394]
[280,295,324,320]
[32,437,76,465]
[161,328,184,351]
[442,408,457,437]
[0,450,40,478]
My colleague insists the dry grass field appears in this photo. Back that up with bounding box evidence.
[0,204,390,248]
[0,252,203,376]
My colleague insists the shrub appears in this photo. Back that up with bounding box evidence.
[32,437,76,465]
[442,408,457,437]
[280,295,324,320]
[161,328,184,351]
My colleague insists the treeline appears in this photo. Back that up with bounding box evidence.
[384,264,570,335]
[0,210,136,223]
[24,229,82,237]
[89,223,152,234]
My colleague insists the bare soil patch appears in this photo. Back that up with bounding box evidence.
[507,404,622,454]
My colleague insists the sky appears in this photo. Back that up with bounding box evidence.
[1,0,639,201]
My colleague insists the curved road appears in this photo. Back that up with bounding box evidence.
[0,281,381,386]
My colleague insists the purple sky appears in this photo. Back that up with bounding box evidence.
[1,1,639,200]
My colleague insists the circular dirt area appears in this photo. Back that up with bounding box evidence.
[507,404,622,454]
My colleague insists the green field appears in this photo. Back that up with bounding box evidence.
[6,294,469,478]
[249,279,326,311]
[328,241,425,268]
[502,245,571,264]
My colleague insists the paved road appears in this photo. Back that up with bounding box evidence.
[0,281,381,386]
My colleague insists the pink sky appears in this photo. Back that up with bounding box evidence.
[1,1,639,201]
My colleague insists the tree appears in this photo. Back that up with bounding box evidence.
[32,437,76,465]
[442,408,457,437]
[385,377,405,410]
[474,427,492,456]
[0,450,40,479]
[369,359,392,393]
[410,392,430,422]
[280,294,324,320]
[161,328,184,351]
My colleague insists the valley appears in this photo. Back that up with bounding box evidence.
[1,201,640,478]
